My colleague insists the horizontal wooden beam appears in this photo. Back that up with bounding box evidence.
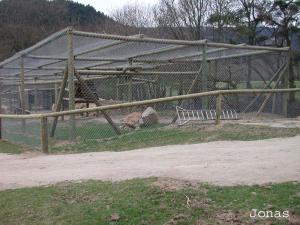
[77,70,198,76]
[73,30,207,46]
[1,88,299,119]
[2,76,116,86]
[207,42,289,52]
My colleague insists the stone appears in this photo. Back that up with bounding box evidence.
[140,107,159,126]
[123,112,142,128]
[110,213,120,221]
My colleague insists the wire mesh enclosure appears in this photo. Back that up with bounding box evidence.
[0,27,298,151]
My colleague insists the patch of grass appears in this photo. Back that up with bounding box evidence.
[0,140,24,154]
[51,123,300,153]
[55,123,119,140]
[0,178,299,225]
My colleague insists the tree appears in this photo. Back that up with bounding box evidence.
[110,1,155,28]
[264,0,300,101]
[154,0,209,40]
[231,0,273,45]
[265,0,300,47]
[153,0,188,39]
[207,0,235,42]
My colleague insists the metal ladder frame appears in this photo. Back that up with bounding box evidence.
[176,106,238,125]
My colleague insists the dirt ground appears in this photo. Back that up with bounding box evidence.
[0,135,299,190]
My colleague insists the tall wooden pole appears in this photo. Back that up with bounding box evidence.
[282,50,291,116]
[247,56,252,89]
[50,68,68,137]
[116,77,120,100]
[9,90,12,113]
[128,59,133,101]
[20,57,26,132]
[216,93,222,125]
[34,77,38,112]
[54,75,59,108]
[40,116,49,153]
[67,27,76,141]
[202,41,208,109]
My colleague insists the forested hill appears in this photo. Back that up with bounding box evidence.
[0,0,116,60]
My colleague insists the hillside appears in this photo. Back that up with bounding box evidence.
[0,0,116,60]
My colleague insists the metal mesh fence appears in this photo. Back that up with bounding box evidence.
[0,90,298,151]
[0,28,299,151]
[2,118,41,148]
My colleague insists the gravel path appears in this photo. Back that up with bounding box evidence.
[1,136,300,190]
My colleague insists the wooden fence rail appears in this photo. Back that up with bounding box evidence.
[0,88,300,153]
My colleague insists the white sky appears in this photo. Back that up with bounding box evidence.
[74,0,159,15]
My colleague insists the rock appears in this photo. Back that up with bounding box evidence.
[110,213,120,221]
[123,112,142,128]
[140,107,159,126]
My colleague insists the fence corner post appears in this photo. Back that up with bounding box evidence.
[40,116,49,154]
[216,93,222,125]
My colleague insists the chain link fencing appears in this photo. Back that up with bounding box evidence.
[0,29,299,152]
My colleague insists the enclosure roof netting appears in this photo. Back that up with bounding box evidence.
[0,27,289,78]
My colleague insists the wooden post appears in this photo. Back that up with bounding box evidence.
[40,116,49,153]
[9,90,13,113]
[272,94,276,114]
[116,77,120,100]
[247,56,252,89]
[34,77,38,112]
[20,57,26,132]
[202,42,208,109]
[50,69,68,137]
[128,59,133,101]
[67,27,76,141]
[54,75,59,106]
[216,93,222,125]
[128,77,133,101]
[282,50,291,116]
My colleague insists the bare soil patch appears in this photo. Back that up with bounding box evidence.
[0,135,299,190]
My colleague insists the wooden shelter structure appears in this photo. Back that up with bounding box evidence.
[0,27,291,140]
